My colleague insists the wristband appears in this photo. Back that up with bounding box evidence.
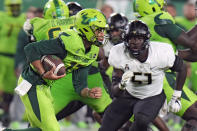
[173,90,182,97]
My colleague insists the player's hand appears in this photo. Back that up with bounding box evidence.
[42,67,65,80]
[120,71,134,89]
[23,19,32,35]
[88,87,102,99]
[168,90,182,113]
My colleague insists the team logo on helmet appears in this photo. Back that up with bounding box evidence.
[75,8,108,47]
[81,14,97,25]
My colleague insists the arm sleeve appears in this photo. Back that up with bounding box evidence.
[72,66,91,95]
[24,38,66,63]
[14,29,28,69]
[158,24,183,41]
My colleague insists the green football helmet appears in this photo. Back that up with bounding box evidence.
[133,0,165,17]
[43,0,69,19]
[4,0,22,17]
[75,8,108,46]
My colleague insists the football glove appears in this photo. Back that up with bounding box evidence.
[168,90,182,113]
[23,19,32,36]
[119,71,133,90]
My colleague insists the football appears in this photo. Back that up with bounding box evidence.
[41,55,65,76]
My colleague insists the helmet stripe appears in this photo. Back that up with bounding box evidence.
[53,0,62,18]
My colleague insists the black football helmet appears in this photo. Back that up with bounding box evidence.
[66,2,83,16]
[108,13,128,45]
[124,20,151,57]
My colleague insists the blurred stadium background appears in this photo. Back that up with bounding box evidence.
[0,0,196,131]
[0,0,194,17]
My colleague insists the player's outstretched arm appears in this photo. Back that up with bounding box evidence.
[173,31,197,52]
[186,25,197,41]
[162,24,197,52]
[171,56,187,91]
[168,56,187,113]
[178,49,197,62]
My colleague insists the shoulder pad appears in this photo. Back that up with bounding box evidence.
[108,44,124,69]
[30,17,44,24]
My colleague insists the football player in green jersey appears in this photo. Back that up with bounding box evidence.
[173,2,197,97]
[4,7,110,131]
[15,0,86,127]
[23,0,71,41]
[0,0,25,127]
[133,0,197,130]
[23,0,112,125]
[133,0,197,54]
[45,0,111,124]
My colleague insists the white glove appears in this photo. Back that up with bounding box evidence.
[23,19,32,36]
[168,90,182,113]
[120,71,133,90]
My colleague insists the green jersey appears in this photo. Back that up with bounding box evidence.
[23,29,99,93]
[139,11,182,51]
[189,63,197,93]
[174,16,197,93]
[26,16,99,93]
[59,30,99,73]
[30,17,75,41]
[175,16,196,31]
[0,11,25,54]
